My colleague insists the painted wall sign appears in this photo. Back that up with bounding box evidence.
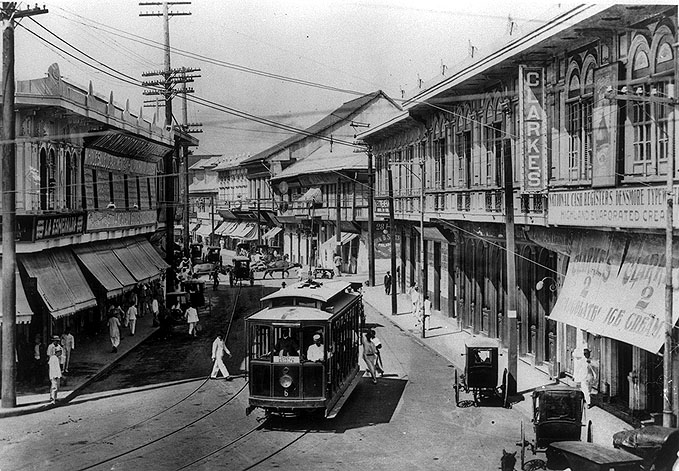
[519,66,547,193]
[84,148,156,175]
[86,209,157,232]
[1,213,86,242]
[548,185,679,229]
[547,232,679,353]
[591,63,618,187]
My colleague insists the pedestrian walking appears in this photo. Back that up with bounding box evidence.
[409,283,421,319]
[48,346,63,404]
[60,329,75,373]
[185,302,199,337]
[46,335,61,358]
[126,303,138,336]
[372,330,384,376]
[573,346,597,408]
[212,268,220,291]
[151,295,160,327]
[362,330,378,384]
[210,332,232,379]
[108,313,121,353]
[384,271,392,295]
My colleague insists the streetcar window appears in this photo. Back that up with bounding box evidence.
[250,325,272,361]
[273,327,300,362]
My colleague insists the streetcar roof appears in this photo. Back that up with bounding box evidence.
[248,306,335,322]
[261,280,354,303]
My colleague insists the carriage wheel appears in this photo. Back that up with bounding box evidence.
[454,369,460,405]
[501,368,509,408]
[520,420,526,470]
[586,420,593,443]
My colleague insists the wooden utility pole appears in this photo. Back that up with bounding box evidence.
[1,2,47,409]
[387,164,397,315]
[503,104,518,397]
[367,150,375,287]
[139,1,193,296]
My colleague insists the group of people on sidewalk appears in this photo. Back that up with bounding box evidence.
[44,331,74,404]
[384,271,431,330]
[106,281,163,353]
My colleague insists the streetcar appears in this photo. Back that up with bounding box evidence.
[245,279,364,418]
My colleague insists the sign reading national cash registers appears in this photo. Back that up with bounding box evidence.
[548,185,679,229]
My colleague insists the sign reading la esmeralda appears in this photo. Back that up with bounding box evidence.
[548,185,679,229]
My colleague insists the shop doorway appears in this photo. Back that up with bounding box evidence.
[617,342,632,404]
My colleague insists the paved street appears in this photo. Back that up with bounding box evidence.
[0,280,527,471]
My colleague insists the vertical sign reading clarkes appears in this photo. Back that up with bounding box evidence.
[519,66,547,193]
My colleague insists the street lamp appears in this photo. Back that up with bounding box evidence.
[535,276,557,292]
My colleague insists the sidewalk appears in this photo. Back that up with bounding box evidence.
[0,314,158,418]
[360,282,634,446]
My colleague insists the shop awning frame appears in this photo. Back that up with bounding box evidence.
[262,227,283,240]
[0,266,33,324]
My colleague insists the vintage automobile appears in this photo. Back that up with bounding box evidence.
[613,425,679,471]
[190,243,203,265]
[454,338,508,407]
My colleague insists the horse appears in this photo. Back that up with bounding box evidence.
[500,449,517,471]
[263,260,301,279]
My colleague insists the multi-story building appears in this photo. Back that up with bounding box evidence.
[240,91,401,271]
[360,5,678,420]
[0,64,187,378]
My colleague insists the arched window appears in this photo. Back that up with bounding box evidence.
[625,27,674,178]
[564,52,595,183]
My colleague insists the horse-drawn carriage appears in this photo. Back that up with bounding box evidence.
[454,338,508,407]
[228,255,254,286]
[518,384,590,470]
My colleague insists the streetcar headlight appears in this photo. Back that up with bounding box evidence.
[279,374,293,388]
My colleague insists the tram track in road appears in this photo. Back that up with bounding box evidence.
[71,379,252,471]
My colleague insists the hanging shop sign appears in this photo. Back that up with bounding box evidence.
[519,65,547,194]
[375,197,390,215]
[84,148,157,175]
[548,185,679,229]
[86,209,157,232]
[547,232,679,353]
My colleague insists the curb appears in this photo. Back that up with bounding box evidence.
[0,327,159,419]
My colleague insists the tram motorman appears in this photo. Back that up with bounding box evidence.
[274,328,299,356]
[306,334,324,362]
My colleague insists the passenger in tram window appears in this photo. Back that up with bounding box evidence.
[274,328,298,356]
[306,334,324,362]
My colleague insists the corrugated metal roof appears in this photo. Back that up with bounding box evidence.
[241,91,388,165]
[271,146,365,181]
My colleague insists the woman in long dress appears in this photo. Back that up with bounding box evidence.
[362,330,378,384]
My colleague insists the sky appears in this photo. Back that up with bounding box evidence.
[14,0,583,157]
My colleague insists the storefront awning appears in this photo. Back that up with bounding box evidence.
[229,222,256,239]
[196,224,215,237]
[547,233,679,353]
[262,227,282,240]
[109,238,162,283]
[414,226,454,243]
[73,243,130,299]
[300,187,322,203]
[215,221,238,236]
[20,249,97,319]
[0,263,33,324]
[134,238,170,273]
[322,232,359,249]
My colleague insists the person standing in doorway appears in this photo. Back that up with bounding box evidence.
[573,347,597,408]
[48,346,63,405]
[185,302,199,338]
[422,294,432,330]
[126,302,138,336]
[108,312,121,353]
[210,332,232,379]
[384,271,392,296]
[60,329,75,373]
